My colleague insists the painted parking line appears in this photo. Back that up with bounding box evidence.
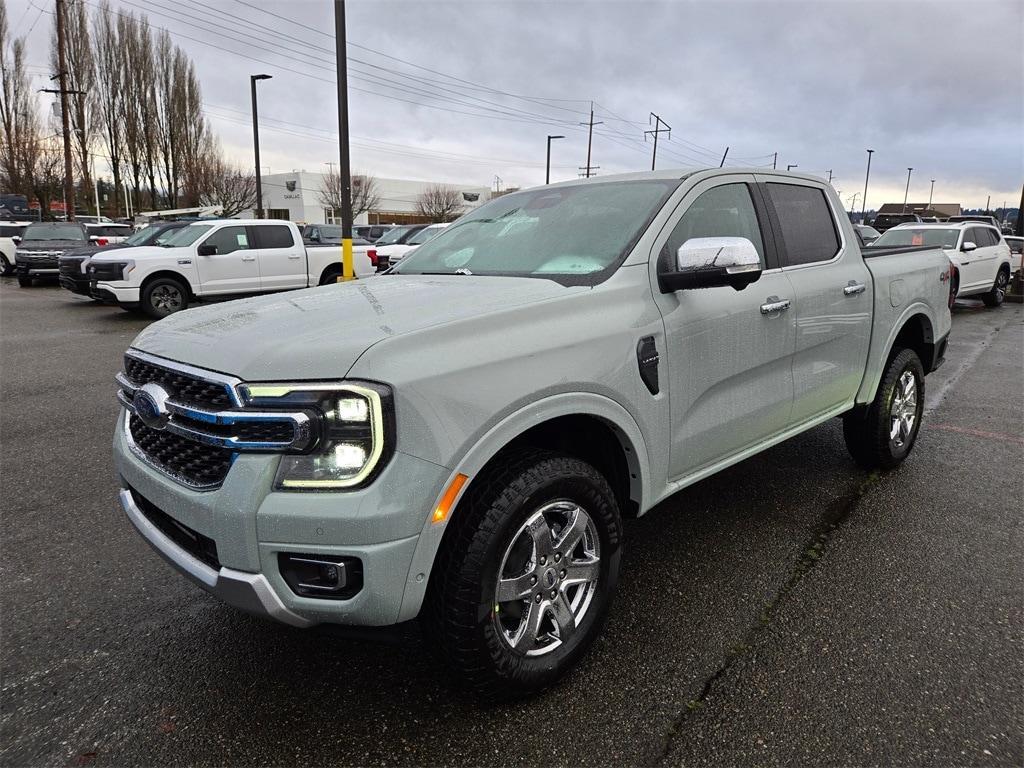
[927,422,1024,445]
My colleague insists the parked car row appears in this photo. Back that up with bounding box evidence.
[866,220,1014,306]
[1,221,133,278]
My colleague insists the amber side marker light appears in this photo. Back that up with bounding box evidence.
[433,473,469,524]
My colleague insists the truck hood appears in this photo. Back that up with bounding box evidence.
[91,245,182,262]
[130,274,574,381]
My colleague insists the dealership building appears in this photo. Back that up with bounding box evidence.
[253,172,492,225]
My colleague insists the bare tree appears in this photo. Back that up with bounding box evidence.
[93,1,123,215]
[50,0,97,211]
[414,184,464,222]
[197,153,258,218]
[1,2,43,200]
[318,169,381,221]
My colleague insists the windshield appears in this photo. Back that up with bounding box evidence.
[23,223,85,241]
[395,180,679,282]
[161,224,214,247]
[407,225,447,245]
[871,227,960,249]
[123,225,163,246]
[375,225,417,245]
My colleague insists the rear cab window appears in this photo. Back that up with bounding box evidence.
[255,225,295,249]
[764,183,840,266]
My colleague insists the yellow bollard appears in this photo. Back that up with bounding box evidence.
[338,238,356,282]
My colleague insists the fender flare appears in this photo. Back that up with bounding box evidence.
[395,392,651,622]
[856,302,935,404]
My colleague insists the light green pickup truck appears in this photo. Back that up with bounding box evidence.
[113,169,952,700]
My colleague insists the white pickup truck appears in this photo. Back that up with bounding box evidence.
[88,219,376,317]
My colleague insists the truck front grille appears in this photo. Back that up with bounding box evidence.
[125,355,234,410]
[129,414,235,488]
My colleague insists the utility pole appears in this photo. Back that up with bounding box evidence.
[333,0,354,280]
[644,113,671,171]
[1015,182,1023,237]
[928,179,935,211]
[493,175,503,194]
[772,152,777,170]
[985,194,991,214]
[902,168,913,213]
[250,74,272,219]
[579,102,602,178]
[545,135,564,184]
[827,169,833,184]
[54,0,75,222]
[861,149,874,224]
[719,147,730,168]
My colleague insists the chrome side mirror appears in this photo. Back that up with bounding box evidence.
[961,241,977,252]
[659,236,763,292]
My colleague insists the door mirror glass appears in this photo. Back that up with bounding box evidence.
[197,244,217,256]
[661,236,763,291]
[11,236,21,245]
[961,241,977,252]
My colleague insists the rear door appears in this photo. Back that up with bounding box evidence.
[757,177,873,423]
[194,224,260,294]
[253,224,305,290]
[651,174,797,480]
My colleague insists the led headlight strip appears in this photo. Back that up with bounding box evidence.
[242,382,391,490]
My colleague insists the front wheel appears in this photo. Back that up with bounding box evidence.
[981,268,1008,308]
[842,347,925,470]
[424,451,622,702]
[16,274,32,287]
[0,255,13,276]
[141,277,189,319]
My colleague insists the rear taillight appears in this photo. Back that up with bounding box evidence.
[96,238,108,246]
[368,248,377,267]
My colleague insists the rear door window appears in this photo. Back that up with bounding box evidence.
[766,183,840,266]
[255,225,295,249]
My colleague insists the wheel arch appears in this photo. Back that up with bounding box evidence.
[140,269,194,298]
[857,307,937,405]
[396,392,650,621]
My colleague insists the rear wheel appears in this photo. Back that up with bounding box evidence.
[424,451,622,702]
[16,274,32,287]
[981,267,1009,308]
[318,266,341,286]
[843,347,925,470]
[141,277,189,319]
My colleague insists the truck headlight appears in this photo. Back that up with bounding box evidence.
[242,382,394,490]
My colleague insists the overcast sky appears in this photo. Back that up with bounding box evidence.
[9,0,1024,211]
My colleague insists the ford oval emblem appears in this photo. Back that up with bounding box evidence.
[133,383,171,429]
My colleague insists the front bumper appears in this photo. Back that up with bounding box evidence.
[90,281,140,303]
[114,411,449,626]
[15,256,59,276]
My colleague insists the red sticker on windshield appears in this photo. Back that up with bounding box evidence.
[912,233,923,245]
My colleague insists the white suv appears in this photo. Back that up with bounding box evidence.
[0,221,32,275]
[868,222,1013,306]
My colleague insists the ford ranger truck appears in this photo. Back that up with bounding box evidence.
[113,169,951,700]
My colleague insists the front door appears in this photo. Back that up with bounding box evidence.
[194,225,260,294]
[756,177,873,422]
[960,226,997,292]
[651,175,796,480]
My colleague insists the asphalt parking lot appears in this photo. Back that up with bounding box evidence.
[1,279,1021,767]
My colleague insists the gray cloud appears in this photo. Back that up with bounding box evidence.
[11,0,1024,209]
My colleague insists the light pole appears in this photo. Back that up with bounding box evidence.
[333,0,355,280]
[546,135,564,184]
[902,167,913,214]
[861,149,874,224]
[250,73,272,218]
[928,179,935,213]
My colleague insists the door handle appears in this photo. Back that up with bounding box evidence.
[287,253,302,259]
[843,281,867,296]
[760,296,791,315]
[241,255,256,262]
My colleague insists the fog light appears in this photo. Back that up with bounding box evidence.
[278,553,363,600]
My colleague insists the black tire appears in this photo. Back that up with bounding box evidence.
[319,266,341,286]
[0,255,13,276]
[842,347,925,470]
[981,267,1009,308]
[423,450,623,702]
[141,276,189,319]
[16,274,32,287]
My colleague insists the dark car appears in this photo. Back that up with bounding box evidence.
[871,213,922,233]
[353,224,395,242]
[58,221,190,296]
[299,223,372,247]
[14,222,91,286]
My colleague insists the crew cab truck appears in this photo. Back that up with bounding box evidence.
[112,169,951,700]
[89,219,375,318]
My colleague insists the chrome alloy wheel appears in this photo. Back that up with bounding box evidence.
[994,271,1007,302]
[151,284,183,312]
[889,370,918,450]
[493,501,601,657]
